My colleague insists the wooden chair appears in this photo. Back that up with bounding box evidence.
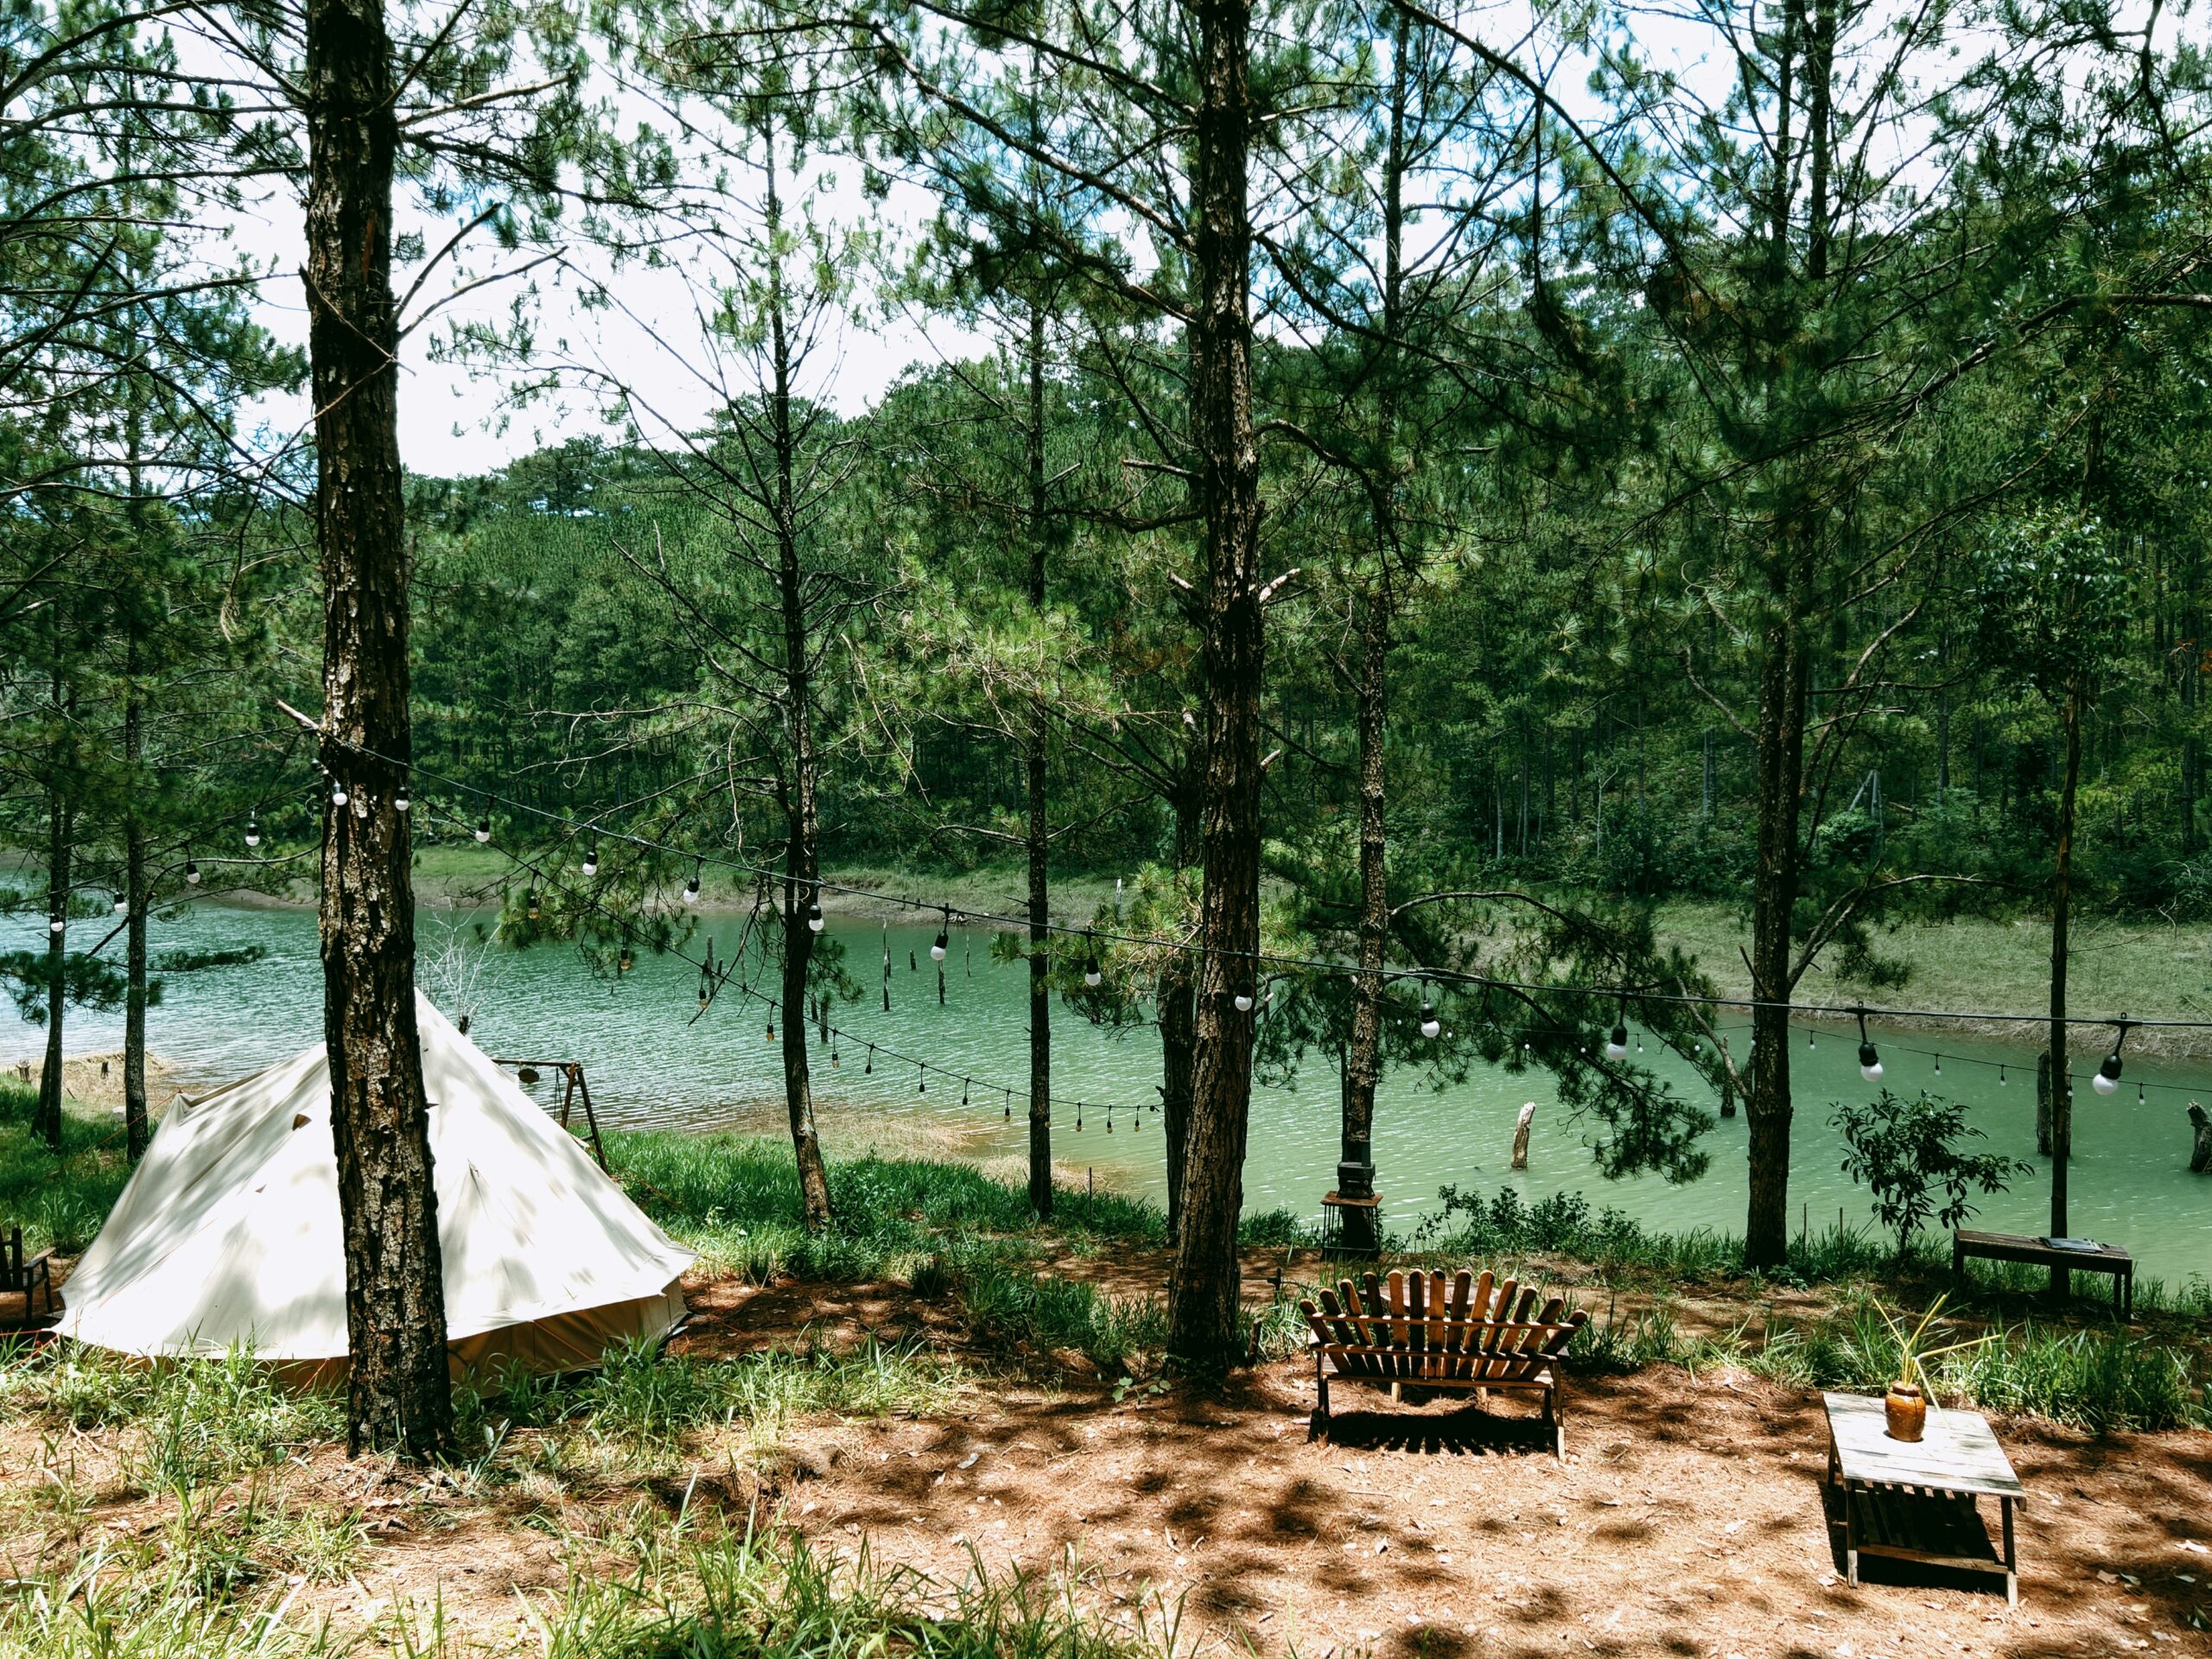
[0,1227,53,1323]
[1300,1268,1588,1457]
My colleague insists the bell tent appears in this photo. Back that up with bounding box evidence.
[59,995,692,1379]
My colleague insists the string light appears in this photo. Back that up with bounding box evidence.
[931,908,949,963]
[1420,1000,1441,1039]
[1084,930,1102,988]
[393,781,410,813]
[2094,1019,2130,1096]
[807,895,824,933]
[474,817,491,843]
[184,859,200,886]
[1234,982,1255,1014]
[1856,1009,1883,1083]
[617,944,633,974]
[864,1045,874,1075]
[48,914,63,934]
[111,891,126,914]
[330,779,349,808]
[1605,1004,1629,1062]
[582,842,599,878]
[245,814,260,849]
[526,887,540,920]
[684,863,702,906]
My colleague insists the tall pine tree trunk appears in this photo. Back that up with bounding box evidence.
[1025,301,1054,1218]
[123,626,149,1162]
[305,0,450,1459]
[1744,540,1814,1269]
[1338,583,1389,1253]
[38,788,67,1153]
[2046,681,2082,1294]
[1167,0,1265,1375]
[765,138,834,1235]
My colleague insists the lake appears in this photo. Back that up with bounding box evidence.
[9,901,2212,1287]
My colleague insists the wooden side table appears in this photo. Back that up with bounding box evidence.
[1822,1390,2024,1605]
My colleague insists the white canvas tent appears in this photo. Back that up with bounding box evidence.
[59,995,692,1379]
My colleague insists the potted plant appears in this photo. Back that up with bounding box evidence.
[1874,1296,1991,1442]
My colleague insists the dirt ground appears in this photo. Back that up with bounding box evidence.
[659,1268,2212,1659]
[5,1262,2209,1657]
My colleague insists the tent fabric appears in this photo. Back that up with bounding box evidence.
[59,995,693,1375]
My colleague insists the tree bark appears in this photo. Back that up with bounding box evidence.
[37,789,68,1153]
[305,0,450,1459]
[1744,539,1814,1269]
[762,143,835,1236]
[2035,1051,2053,1157]
[123,626,149,1162]
[1338,582,1388,1253]
[2047,682,2082,1294]
[1166,0,1265,1376]
[1025,297,1054,1219]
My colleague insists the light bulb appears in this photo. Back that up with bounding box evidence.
[807,901,824,933]
[245,817,261,848]
[330,781,348,807]
[931,931,947,962]
[1420,1001,1441,1039]
[184,861,200,885]
[48,916,64,934]
[112,892,126,914]
[526,888,540,920]
[393,785,410,813]
[1084,964,1103,988]
[2094,1052,2122,1095]
[474,817,491,843]
[684,873,701,904]
[1859,1040,1883,1083]
[582,845,599,877]
[1234,984,1255,1014]
[1605,1023,1629,1062]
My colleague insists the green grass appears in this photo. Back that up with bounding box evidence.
[1656,900,2212,1051]
[0,1079,134,1255]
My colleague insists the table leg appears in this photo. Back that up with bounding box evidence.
[2002,1494,2017,1607]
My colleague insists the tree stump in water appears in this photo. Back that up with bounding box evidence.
[1511,1102,1536,1170]
[2036,1053,2053,1157]
[2190,1103,2212,1175]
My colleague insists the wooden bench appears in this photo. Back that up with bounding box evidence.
[0,1226,54,1325]
[1952,1229,2133,1318]
[1300,1268,1588,1457]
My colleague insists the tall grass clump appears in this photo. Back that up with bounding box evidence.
[961,1264,1167,1371]
[0,1344,342,1491]
[543,1522,1179,1659]
[0,1097,133,1255]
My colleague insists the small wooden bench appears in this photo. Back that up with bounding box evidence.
[0,1226,54,1325]
[1952,1229,2133,1318]
[1300,1268,1588,1457]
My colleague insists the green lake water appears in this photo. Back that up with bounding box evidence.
[10,902,2212,1287]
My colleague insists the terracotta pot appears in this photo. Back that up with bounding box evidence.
[1885,1381,1928,1442]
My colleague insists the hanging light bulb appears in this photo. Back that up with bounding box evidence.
[1854,1010,1882,1082]
[245,814,261,849]
[766,1016,776,1041]
[526,888,540,920]
[697,969,709,1012]
[1083,930,1102,988]
[1999,1064,2007,1086]
[864,1045,874,1075]
[684,865,702,905]
[918,1064,926,1095]
[807,897,824,933]
[48,913,64,934]
[330,779,349,808]
[582,842,600,878]
[617,944,633,974]
[1004,1090,1012,1121]
[931,910,949,962]
[1933,1054,1942,1077]
[393,781,410,813]
[1420,1000,1441,1039]
[112,891,127,914]
[474,817,491,843]
[1234,982,1255,1014]
[1605,1022,1629,1063]
[184,859,200,886]
[2094,1019,2130,1096]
